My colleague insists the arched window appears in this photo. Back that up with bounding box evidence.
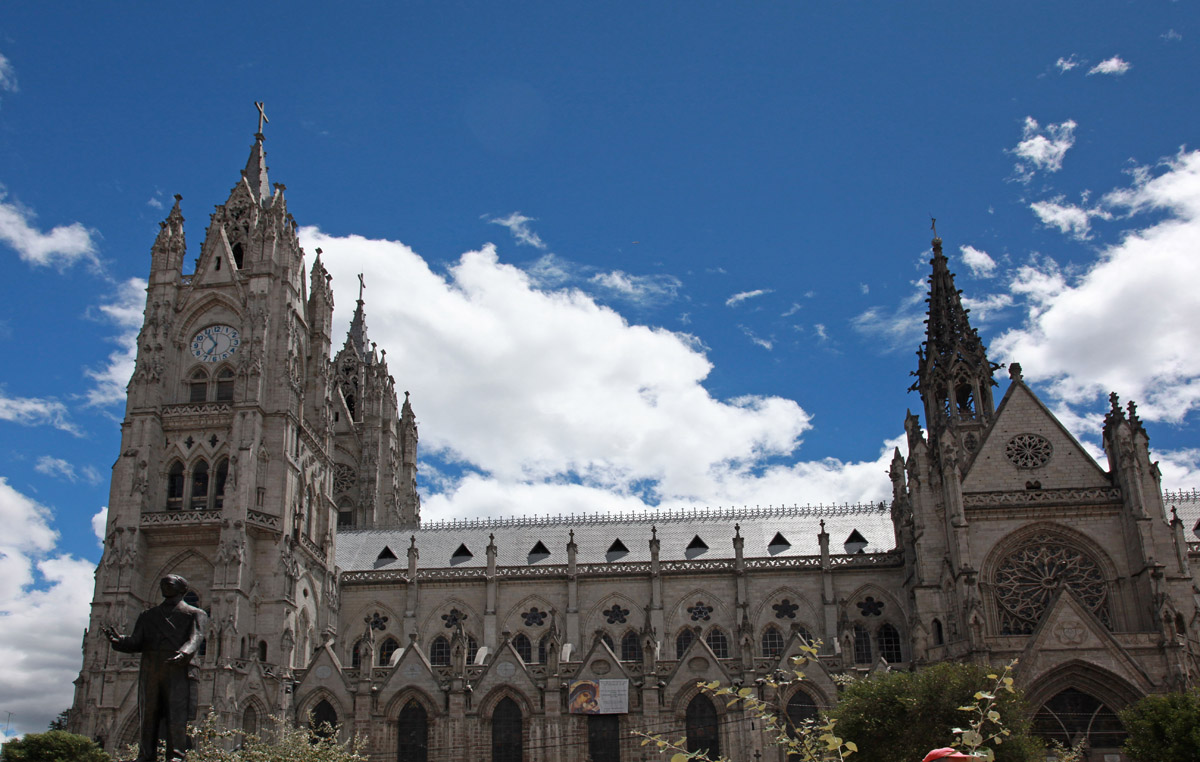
[166,461,185,510]
[932,618,944,646]
[379,637,400,666]
[213,459,229,509]
[397,701,428,762]
[188,368,208,403]
[675,628,695,659]
[512,633,532,663]
[190,460,210,510]
[309,699,337,739]
[620,631,642,662]
[762,626,784,658]
[351,639,365,670]
[705,628,729,659]
[257,640,268,662]
[468,635,480,664]
[345,393,356,420]
[1033,688,1126,750]
[216,367,235,401]
[538,636,551,665]
[853,624,871,664]
[994,533,1111,634]
[232,241,245,270]
[429,636,450,666]
[304,486,316,539]
[491,697,523,762]
[785,688,818,728]
[877,624,903,663]
[797,626,814,645]
[599,632,615,652]
[242,705,258,737]
[685,694,720,758]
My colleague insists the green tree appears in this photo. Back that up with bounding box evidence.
[1119,688,1200,762]
[1,730,112,762]
[172,712,366,762]
[45,712,68,732]
[829,662,1043,762]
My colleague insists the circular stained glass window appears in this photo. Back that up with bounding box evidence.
[1005,433,1053,469]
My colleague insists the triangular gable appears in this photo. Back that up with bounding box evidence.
[471,634,541,699]
[660,632,733,697]
[292,641,353,698]
[1018,590,1153,695]
[573,633,634,682]
[963,380,1111,492]
[378,638,441,696]
[189,226,244,294]
[234,659,272,709]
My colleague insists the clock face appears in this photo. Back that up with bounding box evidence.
[191,324,241,362]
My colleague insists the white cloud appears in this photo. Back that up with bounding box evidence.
[781,303,802,317]
[91,506,107,546]
[0,390,79,435]
[962,292,1014,324]
[1162,29,1182,43]
[1088,56,1131,76]
[84,277,145,407]
[589,270,681,306]
[0,187,98,269]
[0,52,16,97]
[725,288,772,307]
[813,323,829,342]
[1055,55,1080,73]
[852,278,928,351]
[959,245,997,277]
[1029,197,1112,239]
[1012,117,1077,182]
[740,325,773,351]
[993,149,1200,423]
[0,477,95,736]
[859,283,869,295]
[487,211,547,249]
[34,456,101,485]
[300,228,896,514]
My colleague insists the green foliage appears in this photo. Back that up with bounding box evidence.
[45,712,68,732]
[829,661,1042,762]
[1,730,112,762]
[1119,688,1200,762]
[177,712,366,762]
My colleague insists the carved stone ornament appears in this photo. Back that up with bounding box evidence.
[1005,433,1053,469]
[994,534,1110,634]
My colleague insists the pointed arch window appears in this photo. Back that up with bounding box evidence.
[685,694,720,758]
[467,635,480,664]
[242,705,258,737]
[166,461,185,510]
[309,699,337,739]
[257,640,267,662]
[538,635,551,665]
[491,697,523,762]
[351,639,365,669]
[853,624,871,664]
[379,637,400,666]
[675,628,695,659]
[620,631,642,662]
[705,628,729,659]
[786,688,818,728]
[599,631,615,652]
[188,368,209,402]
[1033,688,1126,749]
[215,367,235,401]
[429,636,450,666]
[214,458,229,509]
[513,633,532,663]
[932,618,944,646]
[587,713,620,762]
[397,701,428,762]
[762,626,785,658]
[231,241,245,270]
[877,623,903,663]
[190,460,210,509]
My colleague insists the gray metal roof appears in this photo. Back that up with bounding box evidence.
[335,502,896,572]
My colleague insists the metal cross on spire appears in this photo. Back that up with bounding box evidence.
[255,101,269,135]
[358,272,366,302]
[930,215,938,238]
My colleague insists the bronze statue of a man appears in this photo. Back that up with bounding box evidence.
[103,574,208,762]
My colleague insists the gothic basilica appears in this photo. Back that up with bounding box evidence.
[69,122,1200,762]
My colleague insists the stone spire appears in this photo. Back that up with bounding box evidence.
[242,103,270,202]
[345,273,369,360]
[911,232,999,443]
[150,194,187,278]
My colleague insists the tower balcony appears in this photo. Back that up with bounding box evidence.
[139,507,223,542]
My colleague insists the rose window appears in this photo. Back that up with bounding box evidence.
[1005,434,1053,469]
[994,535,1110,634]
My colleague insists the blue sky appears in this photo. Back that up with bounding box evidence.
[1,2,1199,736]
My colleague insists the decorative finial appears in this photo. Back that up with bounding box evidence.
[1009,362,1022,381]
[1109,391,1121,414]
[734,523,741,538]
[254,101,269,137]
[819,519,826,533]
[315,247,323,256]
[357,272,366,302]
[569,529,575,544]
[930,215,938,239]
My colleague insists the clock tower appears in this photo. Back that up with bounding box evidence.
[69,111,416,744]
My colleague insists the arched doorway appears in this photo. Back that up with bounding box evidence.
[397,700,428,762]
[685,694,720,758]
[587,713,620,762]
[1033,688,1126,751]
[309,699,338,739]
[491,697,523,762]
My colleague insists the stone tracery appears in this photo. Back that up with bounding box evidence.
[993,533,1110,634]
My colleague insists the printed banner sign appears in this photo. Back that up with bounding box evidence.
[568,679,629,714]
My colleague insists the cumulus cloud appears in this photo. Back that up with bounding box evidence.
[1088,56,1131,76]
[487,211,547,249]
[35,456,101,485]
[300,228,896,515]
[959,245,997,277]
[91,506,107,546]
[0,390,79,434]
[84,277,146,407]
[1055,55,1080,73]
[1029,197,1112,239]
[0,187,98,269]
[726,289,772,307]
[1012,117,1077,182]
[0,477,95,736]
[993,149,1200,423]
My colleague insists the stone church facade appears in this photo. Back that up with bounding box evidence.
[69,123,1200,762]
